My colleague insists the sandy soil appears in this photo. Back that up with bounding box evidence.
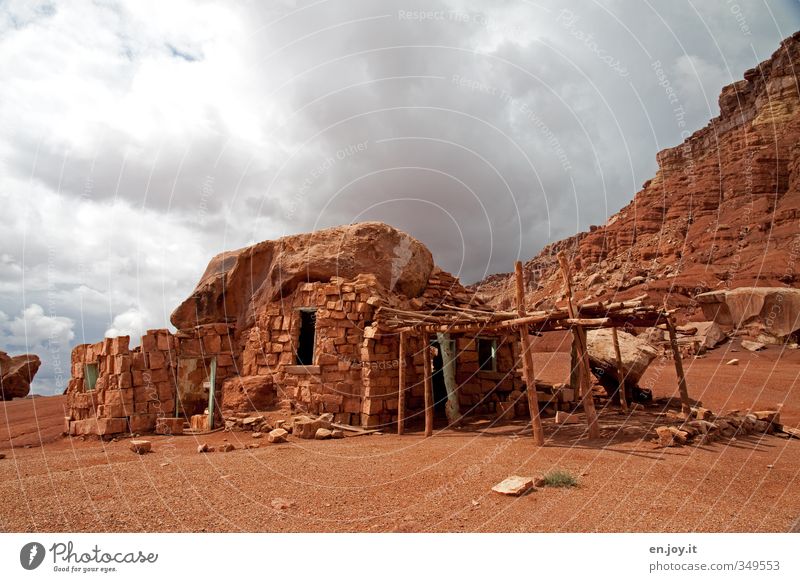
[1,343,799,533]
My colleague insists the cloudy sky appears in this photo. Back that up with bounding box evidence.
[1,0,798,395]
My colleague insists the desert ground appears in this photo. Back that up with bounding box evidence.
[2,339,799,533]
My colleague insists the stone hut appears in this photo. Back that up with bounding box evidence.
[64,222,539,437]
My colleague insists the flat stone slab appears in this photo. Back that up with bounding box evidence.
[491,475,534,496]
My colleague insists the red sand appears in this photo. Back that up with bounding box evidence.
[1,345,799,533]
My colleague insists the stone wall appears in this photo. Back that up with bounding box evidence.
[65,324,237,437]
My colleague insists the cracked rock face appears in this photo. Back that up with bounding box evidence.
[171,221,434,332]
[0,351,41,400]
[472,32,800,319]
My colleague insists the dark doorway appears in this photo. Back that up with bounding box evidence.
[296,309,316,365]
[430,340,448,418]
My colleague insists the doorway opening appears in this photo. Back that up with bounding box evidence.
[296,309,316,366]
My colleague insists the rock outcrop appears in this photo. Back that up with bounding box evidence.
[0,351,41,400]
[171,222,434,331]
[696,287,800,342]
[472,32,800,321]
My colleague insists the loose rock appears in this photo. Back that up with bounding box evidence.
[130,440,151,454]
[492,475,534,496]
[268,428,288,443]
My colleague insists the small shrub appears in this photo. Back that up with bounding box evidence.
[542,470,578,488]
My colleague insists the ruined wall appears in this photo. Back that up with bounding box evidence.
[65,324,237,437]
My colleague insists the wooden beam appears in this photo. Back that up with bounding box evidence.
[515,261,545,446]
[423,337,434,438]
[665,315,692,415]
[556,252,600,439]
[397,331,406,435]
[611,326,628,413]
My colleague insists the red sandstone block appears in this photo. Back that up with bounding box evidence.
[181,338,201,356]
[148,351,166,369]
[132,352,146,371]
[71,418,98,436]
[118,371,132,389]
[156,333,171,351]
[141,332,158,352]
[217,354,234,367]
[202,334,221,353]
[148,368,169,383]
[110,336,129,355]
[133,402,149,414]
[129,413,156,433]
[97,417,128,436]
[105,389,133,407]
[155,417,183,435]
[156,382,173,401]
[134,385,157,403]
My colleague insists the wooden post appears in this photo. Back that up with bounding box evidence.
[514,261,545,446]
[611,326,628,413]
[665,315,692,414]
[423,337,433,437]
[397,331,406,435]
[556,252,600,439]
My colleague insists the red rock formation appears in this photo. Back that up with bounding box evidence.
[0,351,41,400]
[473,32,800,322]
[171,222,434,332]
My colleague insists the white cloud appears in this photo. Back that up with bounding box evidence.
[105,307,147,341]
[1,303,74,350]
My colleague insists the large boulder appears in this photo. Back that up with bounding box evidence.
[221,375,275,413]
[586,329,658,389]
[0,351,41,400]
[171,222,434,331]
[696,288,800,341]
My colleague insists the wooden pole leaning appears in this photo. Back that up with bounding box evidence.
[514,261,545,446]
[556,252,601,439]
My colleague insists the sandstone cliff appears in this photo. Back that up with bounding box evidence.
[473,32,800,323]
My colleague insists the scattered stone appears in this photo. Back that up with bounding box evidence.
[656,426,680,447]
[555,411,582,425]
[197,443,209,453]
[241,415,264,428]
[492,475,534,496]
[245,443,259,449]
[268,428,288,443]
[252,432,263,439]
[318,412,334,423]
[130,440,151,454]
[271,498,296,511]
[741,340,766,352]
[331,429,345,439]
[726,358,739,366]
[294,417,330,439]
[691,407,713,421]
[219,443,235,452]
[315,428,332,440]
[0,453,5,460]
[533,477,546,488]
